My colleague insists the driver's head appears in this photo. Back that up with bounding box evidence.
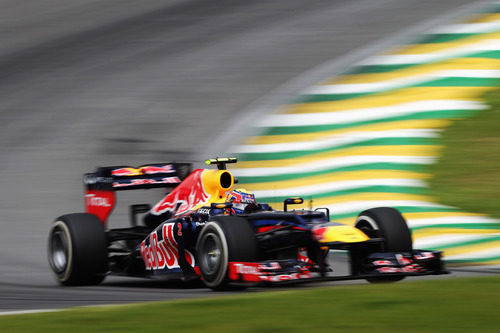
[226,188,256,214]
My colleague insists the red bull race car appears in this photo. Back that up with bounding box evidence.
[47,158,447,290]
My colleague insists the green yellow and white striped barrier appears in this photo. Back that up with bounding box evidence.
[231,4,500,266]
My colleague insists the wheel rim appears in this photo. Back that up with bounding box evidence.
[49,226,69,274]
[199,232,222,277]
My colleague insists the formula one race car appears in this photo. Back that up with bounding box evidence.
[47,158,447,290]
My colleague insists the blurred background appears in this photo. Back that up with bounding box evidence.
[0,0,491,311]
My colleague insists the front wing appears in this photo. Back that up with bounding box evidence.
[227,250,448,285]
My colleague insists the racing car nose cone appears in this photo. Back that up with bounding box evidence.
[314,225,369,243]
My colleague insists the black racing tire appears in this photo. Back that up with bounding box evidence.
[196,216,257,290]
[47,213,108,286]
[355,207,412,252]
[355,207,412,283]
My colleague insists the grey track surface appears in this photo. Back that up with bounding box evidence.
[0,0,487,312]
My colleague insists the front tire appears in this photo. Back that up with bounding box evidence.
[355,207,412,283]
[47,213,108,286]
[196,216,257,290]
[355,207,412,252]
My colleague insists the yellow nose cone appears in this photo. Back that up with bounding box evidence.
[320,225,370,243]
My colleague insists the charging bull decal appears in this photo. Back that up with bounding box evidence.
[150,168,233,218]
[151,169,210,217]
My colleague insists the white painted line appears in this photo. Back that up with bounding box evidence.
[408,216,500,228]
[232,129,440,153]
[254,178,426,198]
[256,100,485,127]
[306,69,500,95]
[232,155,436,177]
[445,247,500,261]
[414,233,500,248]
[324,200,451,216]
[431,21,500,34]
[358,39,500,66]
[0,309,60,316]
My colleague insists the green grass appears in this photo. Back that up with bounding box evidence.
[1,276,499,332]
[429,88,500,219]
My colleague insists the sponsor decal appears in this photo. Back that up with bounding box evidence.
[140,164,175,174]
[403,264,423,273]
[153,195,184,215]
[111,167,142,176]
[111,165,175,177]
[264,273,312,282]
[85,190,115,223]
[312,227,327,241]
[197,208,211,215]
[258,262,282,271]
[396,254,413,266]
[414,252,435,260]
[228,262,312,282]
[233,263,260,276]
[85,193,112,208]
[370,253,426,273]
[112,177,180,188]
[376,264,423,274]
[297,248,315,265]
[84,175,112,185]
[376,267,400,274]
[152,170,210,216]
[373,260,394,266]
[257,225,307,233]
[140,223,195,270]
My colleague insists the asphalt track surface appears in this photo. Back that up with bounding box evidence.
[0,0,490,312]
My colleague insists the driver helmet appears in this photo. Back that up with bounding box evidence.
[226,188,256,214]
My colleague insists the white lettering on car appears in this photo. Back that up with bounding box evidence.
[140,223,195,270]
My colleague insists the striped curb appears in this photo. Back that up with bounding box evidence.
[230,3,500,266]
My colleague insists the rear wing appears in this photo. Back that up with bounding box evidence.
[83,163,192,224]
[84,163,193,191]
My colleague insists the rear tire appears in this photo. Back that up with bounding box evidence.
[196,216,257,290]
[47,213,108,286]
[355,207,412,283]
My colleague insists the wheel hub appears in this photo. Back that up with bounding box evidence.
[201,233,222,275]
[50,228,68,273]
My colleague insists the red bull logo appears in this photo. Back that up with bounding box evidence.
[111,167,141,176]
[312,226,327,241]
[152,169,210,216]
[140,165,175,174]
[140,223,195,270]
[112,176,180,188]
[111,164,175,176]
